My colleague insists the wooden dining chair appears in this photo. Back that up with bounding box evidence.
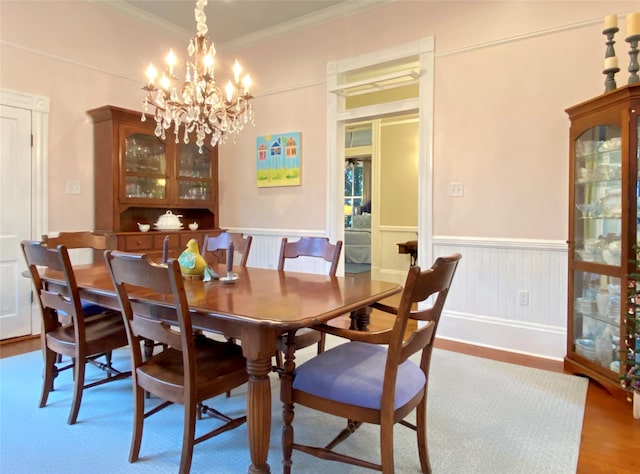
[201,231,253,267]
[280,253,461,474]
[200,230,252,369]
[42,231,112,316]
[274,236,343,371]
[21,240,130,425]
[41,230,108,252]
[104,250,249,474]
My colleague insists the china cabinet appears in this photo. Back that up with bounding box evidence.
[88,105,220,256]
[565,84,640,396]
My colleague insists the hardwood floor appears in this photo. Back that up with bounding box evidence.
[2,283,639,473]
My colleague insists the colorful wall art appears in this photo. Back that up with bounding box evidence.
[256,132,301,187]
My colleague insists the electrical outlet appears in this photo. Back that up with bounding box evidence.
[448,182,464,197]
[66,180,81,195]
[518,290,529,306]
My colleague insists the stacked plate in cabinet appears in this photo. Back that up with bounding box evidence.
[575,338,597,360]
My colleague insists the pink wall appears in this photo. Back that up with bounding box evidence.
[0,1,187,232]
[220,1,639,239]
[2,1,638,239]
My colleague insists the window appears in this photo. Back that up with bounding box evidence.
[344,159,364,227]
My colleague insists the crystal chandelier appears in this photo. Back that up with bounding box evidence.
[141,0,254,151]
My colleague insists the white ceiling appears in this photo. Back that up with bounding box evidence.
[93,0,380,46]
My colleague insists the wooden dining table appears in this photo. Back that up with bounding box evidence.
[36,261,401,473]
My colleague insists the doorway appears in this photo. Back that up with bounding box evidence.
[327,38,434,283]
[344,122,372,275]
[0,89,49,339]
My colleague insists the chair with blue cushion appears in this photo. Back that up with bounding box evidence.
[274,236,343,372]
[280,253,461,473]
[21,240,130,425]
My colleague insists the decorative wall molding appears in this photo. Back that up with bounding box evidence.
[434,236,568,360]
[434,235,567,250]
[0,40,136,84]
[436,14,629,59]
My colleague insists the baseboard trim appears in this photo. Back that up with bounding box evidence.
[434,337,565,373]
[438,310,566,360]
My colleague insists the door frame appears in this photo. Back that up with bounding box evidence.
[1,88,49,335]
[326,37,435,278]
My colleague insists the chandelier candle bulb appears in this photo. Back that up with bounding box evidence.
[234,60,242,83]
[226,81,234,102]
[242,75,252,93]
[165,49,177,76]
[145,64,157,85]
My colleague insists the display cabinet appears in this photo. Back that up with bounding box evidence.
[88,105,220,257]
[565,84,640,395]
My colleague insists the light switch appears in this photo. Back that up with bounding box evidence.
[66,180,81,195]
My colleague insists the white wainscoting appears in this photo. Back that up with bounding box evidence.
[433,236,568,360]
[374,225,418,284]
[227,229,569,360]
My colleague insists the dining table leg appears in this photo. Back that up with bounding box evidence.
[349,305,371,330]
[242,329,279,474]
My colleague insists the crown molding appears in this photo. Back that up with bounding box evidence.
[89,0,192,38]
[221,0,390,51]
[91,0,390,52]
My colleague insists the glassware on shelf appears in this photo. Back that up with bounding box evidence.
[125,176,166,199]
[124,133,166,175]
[178,181,210,200]
[178,143,211,179]
[599,191,622,217]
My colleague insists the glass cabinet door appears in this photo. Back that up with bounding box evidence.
[123,132,167,199]
[177,143,212,201]
[572,271,620,372]
[573,125,622,265]
[572,125,623,373]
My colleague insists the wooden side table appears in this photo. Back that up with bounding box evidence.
[397,240,418,266]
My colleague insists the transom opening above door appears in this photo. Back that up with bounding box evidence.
[328,57,420,102]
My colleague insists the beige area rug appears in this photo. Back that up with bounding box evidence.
[0,336,587,473]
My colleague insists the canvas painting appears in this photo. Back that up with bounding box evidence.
[256,132,301,187]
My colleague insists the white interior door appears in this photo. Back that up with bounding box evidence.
[0,105,33,339]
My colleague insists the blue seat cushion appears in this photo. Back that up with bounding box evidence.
[80,301,110,316]
[59,301,109,317]
[292,341,426,410]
